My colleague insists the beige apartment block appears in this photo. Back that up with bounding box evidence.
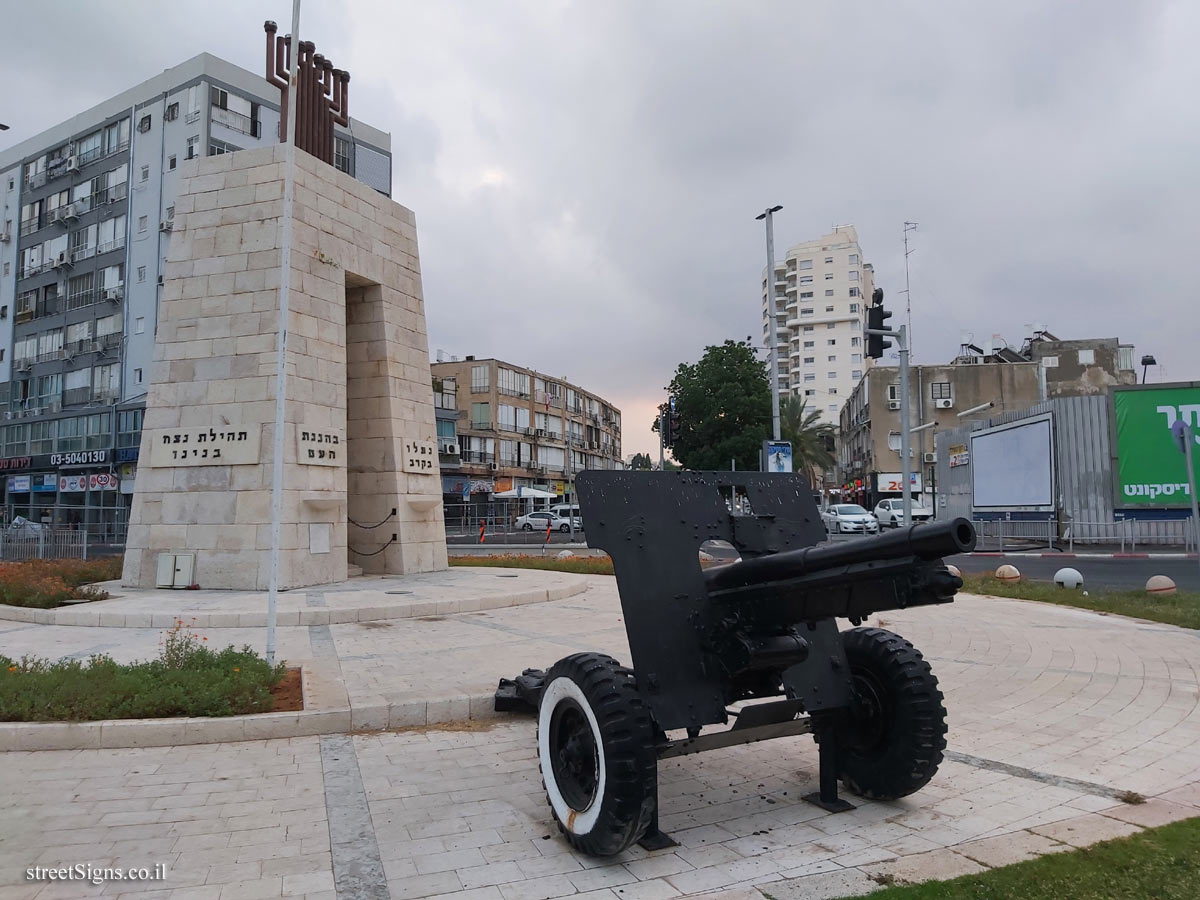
[121,144,446,590]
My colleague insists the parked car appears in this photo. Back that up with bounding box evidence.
[821,504,880,535]
[873,499,934,529]
[516,511,574,533]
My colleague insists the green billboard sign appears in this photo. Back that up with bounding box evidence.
[1113,384,1200,507]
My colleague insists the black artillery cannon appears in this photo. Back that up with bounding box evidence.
[495,471,975,856]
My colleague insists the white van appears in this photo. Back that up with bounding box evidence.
[550,504,583,528]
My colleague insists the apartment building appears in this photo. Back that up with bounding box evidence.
[0,52,390,535]
[430,356,622,507]
[762,225,875,426]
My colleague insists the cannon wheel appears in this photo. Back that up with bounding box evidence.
[835,627,947,800]
[537,653,657,856]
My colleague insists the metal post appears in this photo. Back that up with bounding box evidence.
[1183,423,1200,579]
[658,408,665,471]
[898,325,912,526]
[267,0,302,666]
[758,207,783,441]
[566,413,575,541]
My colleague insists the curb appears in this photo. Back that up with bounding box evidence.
[966,552,1197,560]
[0,582,587,628]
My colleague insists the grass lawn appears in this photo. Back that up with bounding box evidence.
[961,573,1200,630]
[449,554,615,576]
[844,815,1200,899]
[0,621,287,721]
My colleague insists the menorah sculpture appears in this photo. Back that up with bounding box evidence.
[264,20,350,165]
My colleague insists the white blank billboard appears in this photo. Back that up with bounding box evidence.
[971,415,1054,509]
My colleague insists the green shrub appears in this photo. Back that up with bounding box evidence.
[0,557,122,609]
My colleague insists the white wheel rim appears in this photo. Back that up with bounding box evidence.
[539,675,607,835]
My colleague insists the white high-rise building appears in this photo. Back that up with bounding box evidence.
[762,225,874,426]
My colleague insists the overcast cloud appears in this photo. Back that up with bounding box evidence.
[2,1,1196,455]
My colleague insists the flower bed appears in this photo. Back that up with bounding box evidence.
[0,557,123,609]
[0,620,288,721]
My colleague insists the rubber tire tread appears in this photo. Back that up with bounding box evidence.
[538,652,658,856]
[837,627,947,800]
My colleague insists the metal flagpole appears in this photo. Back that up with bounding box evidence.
[267,0,302,665]
[898,325,912,526]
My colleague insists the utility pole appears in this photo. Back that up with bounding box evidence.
[756,205,784,441]
[898,325,912,525]
[566,409,575,540]
[658,406,665,471]
[902,222,917,361]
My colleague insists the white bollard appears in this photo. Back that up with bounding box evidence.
[1145,575,1177,596]
[1054,567,1083,589]
[995,564,1021,581]
[556,550,575,560]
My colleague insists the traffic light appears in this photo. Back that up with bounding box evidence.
[866,288,892,360]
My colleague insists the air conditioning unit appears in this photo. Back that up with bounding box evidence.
[488,462,499,472]
[887,400,901,410]
[535,429,546,437]
[52,252,71,269]
[159,219,173,232]
[923,452,936,464]
[103,287,123,302]
[0,230,11,243]
[439,442,459,455]
[935,399,953,409]
[65,155,80,173]
[2,412,11,420]
[16,361,32,373]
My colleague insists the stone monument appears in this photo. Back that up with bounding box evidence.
[122,30,446,589]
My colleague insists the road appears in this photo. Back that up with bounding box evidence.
[949,552,1200,592]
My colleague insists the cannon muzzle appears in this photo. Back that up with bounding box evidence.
[705,517,975,593]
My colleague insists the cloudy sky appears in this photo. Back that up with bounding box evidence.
[3,1,1196,455]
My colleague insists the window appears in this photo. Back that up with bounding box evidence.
[470,364,489,392]
[851,353,861,363]
[888,384,900,401]
[849,254,858,265]
[797,259,813,269]
[849,303,859,313]
[827,339,837,346]
[103,118,130,155]
[825,257,833,264]
[186,136,199,160]
[931,382,952,400]
[800,308,813,317]
[166,102,179,121]
[137,266,146,282]
[828,355,837,362]
[134,368,143,384]
[805,389,815,397]
[803,341,815,349]
[803,326,814,333]
[141,165,149,181]
[470,402,490,429]
[827,372,837,379]
[138,115,151,133]
[804,374,816,383]
[334,137,352,174]
[825,306,834,313]
[497,404,516,430]
[851,336,861,347]
[825,289,834,296]
[118,409,143,448]
[852,369,862,380]
[828,404,838,413]
[888,431,902,451]
[1077,348,1095,365]
[187,85,201,117]
[829,388,838,395]
[799,276,813,285]
[827,323,836,330]
[2,263,6,277]
[138,215,147,233]
[208,139,242,156]
[824,273,833,280]
[95,314,120,336]
[168,155,177,170]
[848,270,859,281]
[804,357,815,364]
[799,292,813,300]
[849,287,859,297]
[135,317,145,334]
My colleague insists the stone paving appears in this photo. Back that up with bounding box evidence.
[1,573,1198,898]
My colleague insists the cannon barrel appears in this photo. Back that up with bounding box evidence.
[705,517,976,593]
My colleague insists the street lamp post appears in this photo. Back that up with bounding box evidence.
[756,205,783,442]
[1141,355,1157,384]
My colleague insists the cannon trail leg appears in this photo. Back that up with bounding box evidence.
[637,805,678,851]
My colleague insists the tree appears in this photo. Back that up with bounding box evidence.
[779,395,837,486]
[628,452,653,470]
[652,340,770,471]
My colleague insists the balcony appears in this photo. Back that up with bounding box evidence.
[19,218,40,237]
[459,450,495,465]
[36,348,64,364]
[24,171,48,191]
[63,387,92,407]
[65,289,97,312]
[14,308,34,324]
[468,421,492,431]
[65,338,98,357]
[211,106,261,137]
[77,145,104,167]
[96,237,126,256]
[70,246,95,264]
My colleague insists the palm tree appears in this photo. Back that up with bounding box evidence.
[778,394,836,485]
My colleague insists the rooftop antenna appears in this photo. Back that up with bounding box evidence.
[902,222,918,360]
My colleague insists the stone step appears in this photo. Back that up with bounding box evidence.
[347,564,364,578]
